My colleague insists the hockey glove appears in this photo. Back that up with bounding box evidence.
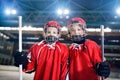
[96,61,110,78]
[14,51,28,69]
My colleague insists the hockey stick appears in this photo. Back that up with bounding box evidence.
[100,25,105,80]
[18,16,23,80]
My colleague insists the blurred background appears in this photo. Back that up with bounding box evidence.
[0,0,120,80]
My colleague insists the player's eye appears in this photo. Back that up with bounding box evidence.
[54,31,58,34]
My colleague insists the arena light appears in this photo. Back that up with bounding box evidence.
[66,15,69,19]
[5,9,11,15]
[5,9,17,15]
[57,8,70,15]
[116,7,120,15]
[64,9,69,15]
[11,9,17,14]
[57,9,63,15]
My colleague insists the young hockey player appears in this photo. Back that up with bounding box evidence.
[14,21,69,80]
[67,17,110,80]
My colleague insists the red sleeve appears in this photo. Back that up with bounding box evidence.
[86,40,102,67]
[60,44,69,80]
[23,44,37,73]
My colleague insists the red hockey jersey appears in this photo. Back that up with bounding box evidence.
[69,39,102,80]
[23,41,69,80]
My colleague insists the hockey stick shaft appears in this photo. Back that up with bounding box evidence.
[101,25,104,61]
[100,25,105,80]
[18,16,23,80]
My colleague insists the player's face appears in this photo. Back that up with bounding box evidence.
[69,24,84,36]
[44,27,59,38]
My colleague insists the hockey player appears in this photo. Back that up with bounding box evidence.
[14,21,69,80]
[67,17,110,80]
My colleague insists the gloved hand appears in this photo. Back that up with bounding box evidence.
[96,61,110,78]
[14,51,28,69]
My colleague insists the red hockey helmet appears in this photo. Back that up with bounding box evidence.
[68,17,86,27]
[44,21,61,29]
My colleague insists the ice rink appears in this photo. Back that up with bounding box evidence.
[0,65,119,80]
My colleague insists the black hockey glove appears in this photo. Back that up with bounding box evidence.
[96,61,110,78]
[14,51,28,69]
